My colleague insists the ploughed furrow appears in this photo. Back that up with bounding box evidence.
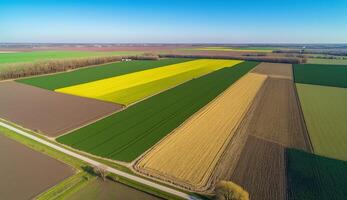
[246,78,309,150]
[231,136,286,200]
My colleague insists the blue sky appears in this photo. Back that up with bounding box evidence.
[1,0,346,43]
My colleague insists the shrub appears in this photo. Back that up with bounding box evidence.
[215,180,249,200]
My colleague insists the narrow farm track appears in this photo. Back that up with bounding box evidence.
[0,121,199,200]
[135,73,267,192]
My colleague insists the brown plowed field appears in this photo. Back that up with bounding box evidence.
[0,81,122,137]
[0,132,74,199]
[134,73,267,191]
[230,136,286,200]
[252,62,293,79]
[246,77,310,150]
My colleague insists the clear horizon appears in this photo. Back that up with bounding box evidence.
[1,0,347,43]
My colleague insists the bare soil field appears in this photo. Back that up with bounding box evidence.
[0,81,122,137]
[134,73,267,191]
[230,136,286,200]
[245,77,310,150]
[252,62,293,79]
[0,133,74,199]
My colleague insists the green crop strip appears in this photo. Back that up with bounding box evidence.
[57,61,259,162]
[286,148,347,200]
[293,64,347,88]
[17,58,193,90]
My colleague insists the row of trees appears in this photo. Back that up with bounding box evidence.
[160,54,305,64]
[0,54,159,80]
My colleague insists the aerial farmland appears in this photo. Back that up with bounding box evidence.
[1,45,346,200]
[1,1,347,200]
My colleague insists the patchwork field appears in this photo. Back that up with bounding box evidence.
[231,136,286,200]
[56,59,241,105]
[134,73,267,191]
[0,132,74,199]
[251,62,293,79]
[293,64,347,88]
[57,61,259,162]
[17,58,192,90]
[0,81,121,137]
[286,148,347,200]
[296,84,347,161]
[66,179,162,200]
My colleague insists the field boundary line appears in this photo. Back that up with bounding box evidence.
[53,105,126,139]
[291,65,314,152]
[0,121,199,200]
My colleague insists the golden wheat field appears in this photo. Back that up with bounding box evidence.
[134,73,267,191]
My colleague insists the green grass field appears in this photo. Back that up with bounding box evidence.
[17,58,192,90]
[296,84,347,161]
[293,64,347,88]
[0,51,141,65]
[57,61,259,162]
[307,58,347,65]
[286,148,347,200]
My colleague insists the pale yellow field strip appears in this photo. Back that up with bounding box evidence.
[55,59,242,104]
[136,73,267,190]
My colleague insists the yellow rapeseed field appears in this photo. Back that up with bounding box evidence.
[55,59,242,105]
[135,73,267,191]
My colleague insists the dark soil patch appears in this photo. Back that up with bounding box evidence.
[0,81,122,137]
[0,133,74,199]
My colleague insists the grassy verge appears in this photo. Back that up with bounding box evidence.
[108,173,184,200]
[36,172,96,200]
